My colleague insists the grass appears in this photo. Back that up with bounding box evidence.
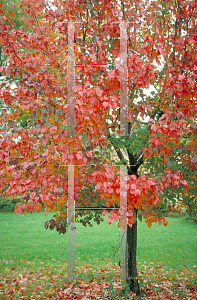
[0,211,196,276]
[0,211,196,299]
[0,211,120,272]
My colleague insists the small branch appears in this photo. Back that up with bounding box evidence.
[34,15,44,36]
[134,118,149,125]
[135,151,144,168]
[8,44,23,63]
[105,130,128,166]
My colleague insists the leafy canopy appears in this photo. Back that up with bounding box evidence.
[0,0,197,231]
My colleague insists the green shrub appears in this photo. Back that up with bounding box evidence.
[186,209,197,223]
[0,195,21,212]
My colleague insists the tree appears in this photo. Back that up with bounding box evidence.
[0,0,197,294]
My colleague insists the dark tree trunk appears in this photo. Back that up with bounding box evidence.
[126,208,140,295]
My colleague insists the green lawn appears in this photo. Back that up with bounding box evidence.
[0,211,196,299]
[0,211,196,282]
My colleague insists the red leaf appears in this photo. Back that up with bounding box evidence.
[180,179,187,188]
[174,180,179,187]
[8,10,13,17]
[21,203,26,214]
[162,219,168,227]
[26,201,34,214]
[14,205,21,215]
[128,218,134,228]
[34,202,42,211]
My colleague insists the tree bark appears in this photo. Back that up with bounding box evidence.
[126,208,140,295]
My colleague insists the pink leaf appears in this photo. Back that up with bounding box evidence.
[95,87,103,97]
[6,165,16,171]
[97,40,102,47]
[90,53,96,62]
[30,192,36,199]
[101,209,108,216]
[50,126,57,134]
[107,215,113,225]
[108,69,116,79]
[95,182,102,191]
[42,139,48,146]
[76,153,83,160]
[86,151,93,158]
[21,204,25,214]
[179,75,185,80]
[14,205,21,215]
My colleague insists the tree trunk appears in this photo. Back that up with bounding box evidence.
[126,208,140,295]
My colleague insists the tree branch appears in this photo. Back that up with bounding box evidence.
[105,129,128,166]
[134,118,149,125]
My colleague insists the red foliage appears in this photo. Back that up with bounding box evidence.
[0,0,196,228]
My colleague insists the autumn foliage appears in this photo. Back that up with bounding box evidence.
[0,0,197,230]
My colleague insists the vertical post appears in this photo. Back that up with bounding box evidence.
[67,22,75,136]
[67,165,75,280]
[67,21,76,279]
[119,21,128,136]
[119,165,128,280]
[119,21,128,280]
